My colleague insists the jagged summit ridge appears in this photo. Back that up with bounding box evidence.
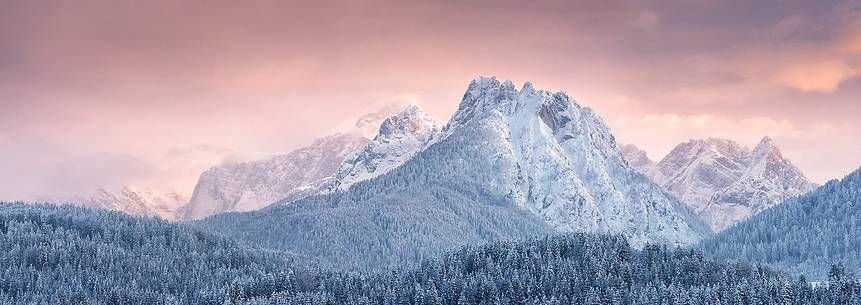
[178,106,403,220]
[352,104,405,138]
[378,105,441,137]
[179,104,443,220]
[179,132,369,220]
[327,105,443,191]
[622,137,817,231]
[437,76,710,246]
[657,138,751,208]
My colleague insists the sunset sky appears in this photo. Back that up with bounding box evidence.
[2,0,861,200]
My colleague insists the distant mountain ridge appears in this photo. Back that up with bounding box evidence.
[178,132,371,220]
[179,104,442,220]
[38,104,443,221]
[36,186,186,220]
[621,137,817,231]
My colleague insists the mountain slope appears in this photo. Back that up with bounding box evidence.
[442,78,709,246]
[325,105,443,192]
[623,138,816,231]
[179,133,369,220]
[36,186,187,220]
[198,77,710,271]
[179,107,400,220]
[701,166,861,280]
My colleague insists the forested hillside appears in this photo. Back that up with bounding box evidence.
[702,167,861,280]
[0,203,303,304]
[231,234,860,305]
[194,97,560,272]
[1,203,856,304]
[195,145,554,272]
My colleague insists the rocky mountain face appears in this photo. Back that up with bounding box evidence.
[35,104,440,221]
[326,105,443,192]
[178,107,401,220]
[436,77,710,246]
[178,132,370,220]
[622,138,817,231]
[619,144,654,169]
[178,105,439,220]
[37,186,187,220]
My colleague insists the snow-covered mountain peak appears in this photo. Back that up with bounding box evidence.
[619,144,654,169]
[450,77,587,139]
[756,135,775,147]
[751,136,781,162]
[436,77,711,247]
[179,106,402,220]
[743,136,815,191]
[521,80,535,93]
[352,104,403,138]
[328,105,443,191]
[378,104,442,138]
[689,138,750,156]
[656,138,750,185]
[624,136,816,231]
[449,77,515,130]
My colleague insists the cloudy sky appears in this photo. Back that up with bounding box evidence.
[2,0,861,200]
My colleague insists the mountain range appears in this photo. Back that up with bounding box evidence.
[29,104,442,221]
[7,76,859,302]
[621,137,817,231]
[178,104,443,220]
[198,77,711,271]
[177,106,401,219]
[35,81,818,241]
